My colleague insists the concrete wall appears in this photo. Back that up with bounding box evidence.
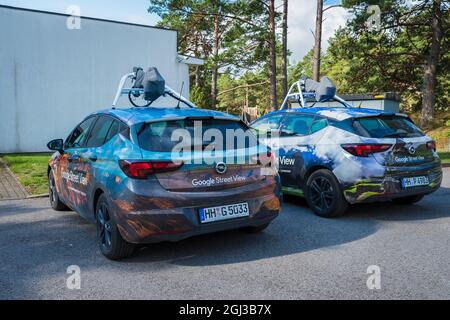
[0,6,189,153]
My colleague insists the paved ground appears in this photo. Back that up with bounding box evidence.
[0,159,28,200]
[0,169,449,300]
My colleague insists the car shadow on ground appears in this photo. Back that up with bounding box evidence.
[0,202,47,217]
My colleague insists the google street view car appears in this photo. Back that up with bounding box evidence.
[47,67,281,260]
[251,77,442,218]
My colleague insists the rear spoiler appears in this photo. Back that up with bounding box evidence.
[138,115,241,124]
[349,112,409,119]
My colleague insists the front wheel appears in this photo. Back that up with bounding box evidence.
[48,170,68,211]
[96,194,135,260]
[305,169,348,218]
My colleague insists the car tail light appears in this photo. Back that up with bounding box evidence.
[426,140,436,151]
[119,160,183,179]
[341,144,392,157]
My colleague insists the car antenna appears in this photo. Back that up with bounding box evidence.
[175,81,184,109]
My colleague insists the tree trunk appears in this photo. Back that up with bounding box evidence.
[420,0,442,128]
[194,35,201,87]
[268,0,278,111]
[312,0,323,81]
[281,0,288,98]
[210,3,220,110]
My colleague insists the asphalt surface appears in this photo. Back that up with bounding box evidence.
[0,168,449,300]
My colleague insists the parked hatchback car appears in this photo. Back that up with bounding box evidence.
[47,105,281,260]
[251,107,442,218]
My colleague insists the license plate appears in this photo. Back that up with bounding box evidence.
[401,176,429,188]
[199,202,250,224]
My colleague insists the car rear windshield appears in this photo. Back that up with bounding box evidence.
[137,119,258,152]
[352,116,424,138]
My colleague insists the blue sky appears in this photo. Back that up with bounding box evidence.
[0,0,346,60]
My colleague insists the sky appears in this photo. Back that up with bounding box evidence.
[0,0,348,62]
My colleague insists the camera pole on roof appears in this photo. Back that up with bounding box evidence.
[279,76,351,110]
[112,67,198,109]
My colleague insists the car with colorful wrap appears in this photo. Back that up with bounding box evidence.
[250,77,442,218]
[46,68,281,260]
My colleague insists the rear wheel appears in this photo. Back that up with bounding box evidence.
[48,170,68,211]
[96,194,135,260]
[392,194,424,205]
[305,169,348,218]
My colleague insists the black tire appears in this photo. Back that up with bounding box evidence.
[305,169,348,218]
[242,223,270,233]
[392,194,424,205]
[48,170,69,211]
[95,194,135,260]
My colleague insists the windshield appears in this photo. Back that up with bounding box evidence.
[352,116,424,138]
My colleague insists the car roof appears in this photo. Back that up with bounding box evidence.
[91,107,239,126]
[261,107,405,121]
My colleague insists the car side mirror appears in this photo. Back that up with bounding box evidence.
[47,139,64,153]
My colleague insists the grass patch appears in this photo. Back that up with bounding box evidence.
[0,153,52,195]
[438,152,450,164]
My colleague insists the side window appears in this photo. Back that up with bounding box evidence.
[65,117,96,149]
[85,116,115,148]
[119,122,130,140]
[251,115,284,135]
[310,116,328,134]
[281,114,315,136]
[104,120,120,144]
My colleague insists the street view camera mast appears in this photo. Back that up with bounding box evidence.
[280,76,351,110]
[112,67,198,109]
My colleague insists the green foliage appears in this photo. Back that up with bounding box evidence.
[149,0,272,110]
[292,0,449,115]
[150,0,449,121]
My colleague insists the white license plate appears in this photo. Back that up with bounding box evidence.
[401,176,429,188]
[199,202,250,224]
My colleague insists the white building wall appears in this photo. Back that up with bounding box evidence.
[0,6,189,153]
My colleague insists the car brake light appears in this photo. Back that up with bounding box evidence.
[341,144,392,157]
[119,160,183,179]
[426,140,436,151]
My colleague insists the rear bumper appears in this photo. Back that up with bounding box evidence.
[342,163,442,204]
[110,176,281,244]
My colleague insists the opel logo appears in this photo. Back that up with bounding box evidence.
[408,146,416,155]
[215,162,227,174]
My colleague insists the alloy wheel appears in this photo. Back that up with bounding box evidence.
[309,176,335,211]
[97,203,112,251]
[49,175,57,205]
